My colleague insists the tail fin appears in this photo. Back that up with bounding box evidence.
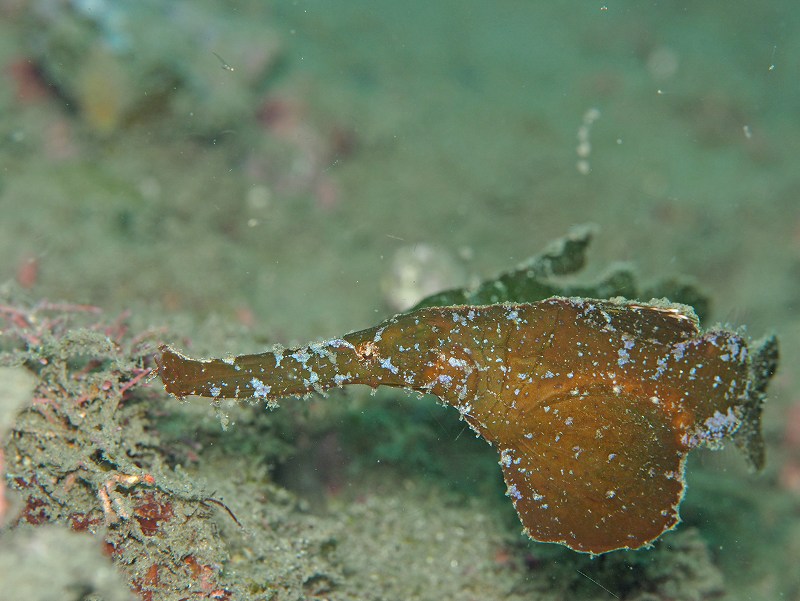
[734,335,779,471]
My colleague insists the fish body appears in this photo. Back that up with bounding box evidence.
[158,297,775,554]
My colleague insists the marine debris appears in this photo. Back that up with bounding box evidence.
[158,229,778,555]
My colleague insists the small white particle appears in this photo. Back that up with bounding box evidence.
[380,357,399,374]
[448,357,467,369]
[250,378,272,398]
[507,484,522,500]
[291,348,311,364]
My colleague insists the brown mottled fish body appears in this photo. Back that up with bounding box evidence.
[158,297,768,554]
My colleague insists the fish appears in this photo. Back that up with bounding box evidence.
[157,297,777,554]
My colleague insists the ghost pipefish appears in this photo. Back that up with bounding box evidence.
[157,297,777,555]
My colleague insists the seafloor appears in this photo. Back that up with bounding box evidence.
[0,2,798,600]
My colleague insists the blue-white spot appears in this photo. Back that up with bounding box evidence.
[250,378,272,398]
